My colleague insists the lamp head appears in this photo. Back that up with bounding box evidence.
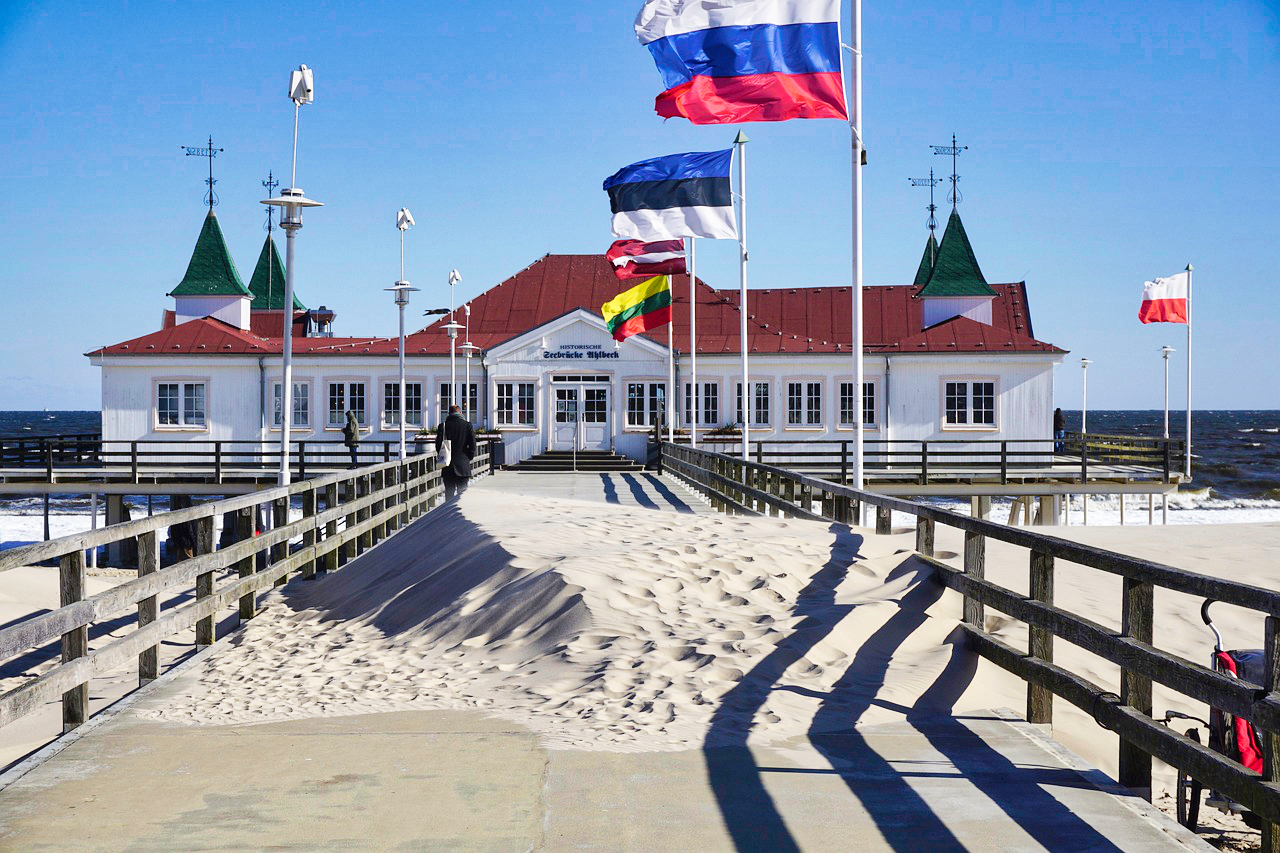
[289,65,314,106]
[397,208,414,231]
[448,269,462,286]
[1080,358,1091,368]
[1161,345,1175,357]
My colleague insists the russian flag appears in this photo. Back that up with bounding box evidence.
[1138,272,1189,324]
[635,0,848,125]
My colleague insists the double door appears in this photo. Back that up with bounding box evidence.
[551,384,610,451]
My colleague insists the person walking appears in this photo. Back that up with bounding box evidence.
[1053,407,1066,454]
[342,410,361,467]
[436,404,476,500]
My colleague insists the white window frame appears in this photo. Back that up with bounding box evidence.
[625,379,668,430]
[836,379,879,431]
[495,379,538,429]
[325,378,369,429]
[683,381,721,427]
[785,379,824,430]
[271,379,312,431]
[734,381,771,428]
[153,378,209,431]
[382,380,425,430]
[940,376,999,431]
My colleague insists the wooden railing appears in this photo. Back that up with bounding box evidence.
[689,434,1186,485]
[0,436,502,484]
[660,441,1280,846]
[0,442,490,739]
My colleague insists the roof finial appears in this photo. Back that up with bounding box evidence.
[262,170,279,309]
[931,133,968,209]
[182,135,224,212]
[909,167,943,256]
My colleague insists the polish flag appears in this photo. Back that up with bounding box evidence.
[1138,272,1189,324]
[606,239,687,281]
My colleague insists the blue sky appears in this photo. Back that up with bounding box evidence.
[0,0,1276,410]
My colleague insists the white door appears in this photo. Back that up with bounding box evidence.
[580,385,610,450]
[552,388,579,450]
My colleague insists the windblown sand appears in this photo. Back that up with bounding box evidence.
[143,487,1006,750]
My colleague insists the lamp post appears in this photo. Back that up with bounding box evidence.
[385,208,419,460]
[1080,358,1091,435]
[444,269,463,413]
[460,303,478,422]
[1160,345,1175,439]
[421,307,450,424]
[262,64,322,486]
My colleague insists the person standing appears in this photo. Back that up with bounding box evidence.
[436,404,476,500]
[1053,407,1066,453]
[342,410,361,467]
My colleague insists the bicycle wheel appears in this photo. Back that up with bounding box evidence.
[1177,729,1202,831]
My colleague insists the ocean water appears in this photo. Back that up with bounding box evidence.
[1,410,1278,550]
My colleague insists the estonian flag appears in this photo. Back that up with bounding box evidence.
[603,149,737,242]
[602,275,673,342]
[635,0,848,125]
[606,239,687,281]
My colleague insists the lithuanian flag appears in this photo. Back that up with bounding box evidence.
[602,275,672,342]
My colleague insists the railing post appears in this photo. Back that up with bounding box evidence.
[131,441,139,484]
[137,529,160,684]
[272,497,289,586]
[841,441,849,484]
[45,441,53,482]
[920,441,928,485]
[215,440,223,484]
[298,441,307,481]
[323,481,339,574]
[1027,550,1054,725]
[1000,441,1008,485]
[1263,616,1280,853]
[875,505,892,535]
[1080,436,1089,484]
[357,474,372,554]
[194,515,216,647]
[59,550,88,731]
[915,516,934,557]
[963,530,985,628]
[1163,440,1171,484]
[302,486,318,579]
[373,469,387,543]
[1119,576,1154,799]
[236,507,257,621]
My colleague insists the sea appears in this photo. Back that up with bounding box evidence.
[1,409,1278,551]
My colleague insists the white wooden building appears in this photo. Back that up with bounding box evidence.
[90,208,1067,465]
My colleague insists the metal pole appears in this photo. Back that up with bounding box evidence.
[280,219,297,485]
[450,281,457,414]
[465,306,472,420]
[398,299,406,459]
[1162,348,1171,439]
[1081,359,1089,435]
[850,0,865,490]
[689,238,698,450]
[1185,264,1193,479]
[734,132,749,467]
[666,295,674,443]
[89,492,98,569]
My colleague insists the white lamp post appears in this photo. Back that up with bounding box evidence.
[386,208,418,460]
[1080,358,1091,435]
[460,303,478,422]
[262,64,323,486]
[1160,345,1175,440]
[444,269,463,413]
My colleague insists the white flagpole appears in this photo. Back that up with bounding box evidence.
[734,131,750,468]
[666,286,674,443]
[850,0,865,490]
[1185,263,1193,479]
[689,237,698,450]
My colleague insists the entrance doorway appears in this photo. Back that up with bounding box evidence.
[550,375,611,451]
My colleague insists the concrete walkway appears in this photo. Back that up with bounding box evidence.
[0,474,1205,852]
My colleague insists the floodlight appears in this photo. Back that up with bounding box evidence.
[290,65,314,105]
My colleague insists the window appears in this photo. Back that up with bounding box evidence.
[439,383,478,420]
[684,382,718,425]
[944,380,997,427]
[272,382,309,427]
[735,382,770,426]
[327,382,366,426]
[627,382,667,427]
[787,382,822,426]
[384,382,423,427]
[839,382,876,428]
[583,388,607,423]
[156,381,206,427]
[496,382,536,426]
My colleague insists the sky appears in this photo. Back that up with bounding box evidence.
[0,0,1276,411]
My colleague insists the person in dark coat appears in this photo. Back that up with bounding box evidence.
[1053,407,1066,453]
[436,404,477,500]
[342,410,361,467]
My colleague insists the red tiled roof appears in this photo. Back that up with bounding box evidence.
[94,255,1064,357]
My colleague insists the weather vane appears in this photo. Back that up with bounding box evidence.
[931,134,968,208]
[182,135,224,211]
[262,170,279,232]
[909,168,943,246]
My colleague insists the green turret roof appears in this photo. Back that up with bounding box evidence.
[247,234,304,310]
[917,209,997,297]
[912,232,938,286]
[168,212,251,298]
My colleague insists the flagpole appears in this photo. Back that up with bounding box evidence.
[666,287,674,443]
[1185,263,1193,479]
[850,0,865,491]
[689,237,698,450]
[734,130,750,469]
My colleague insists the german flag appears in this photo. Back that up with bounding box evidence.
[602,275,672,342]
